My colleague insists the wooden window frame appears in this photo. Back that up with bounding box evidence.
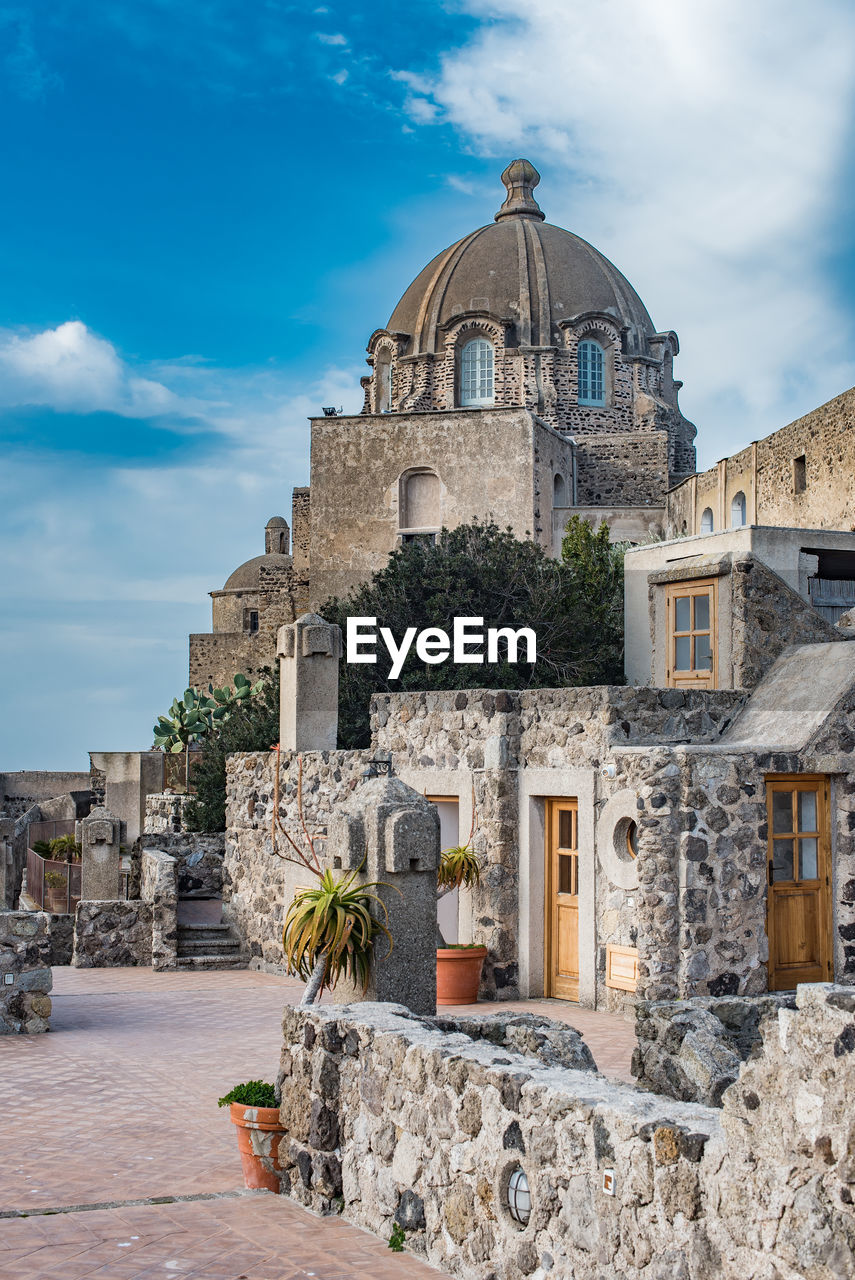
[665,577,718,687]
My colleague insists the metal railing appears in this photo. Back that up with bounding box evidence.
[26,847,82,914]
[27,818,76,846]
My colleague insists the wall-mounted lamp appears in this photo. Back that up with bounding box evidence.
[362,752,393,780]
[507,1166,531,1225]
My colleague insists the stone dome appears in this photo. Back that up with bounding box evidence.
[222,552,290,592]
[266,515,288,528]
[386,160,655,355]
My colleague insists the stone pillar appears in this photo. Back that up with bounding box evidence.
[277,613,342,752]
[79,806,122,900]
[326,776,440,1015]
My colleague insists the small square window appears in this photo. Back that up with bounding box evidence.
[245,609,259,634]
[794,455,807,494]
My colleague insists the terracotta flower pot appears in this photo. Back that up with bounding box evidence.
[436,945,488,1006]
[229,1103,285,1193]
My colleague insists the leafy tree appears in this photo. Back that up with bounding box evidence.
[183,667,280,832]
[323,518,625,749]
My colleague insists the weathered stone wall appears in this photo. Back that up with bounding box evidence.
[224,749,373,970]
[667,384,855,536]
[141,848,177,971]
[275,986,855,1279]
[0,771,92,801]
[371,686,745,773]
[290,486,311,614]
[45,912,74,965]
[0,800,40,908]
[574,430,669,506]
[730,555,844,689]
[140,825,224,898]
[144,792,195,835]
[632,992,796,1106]
[72,901,153,968]
[307,408,545,606]
[0,911,52,1033]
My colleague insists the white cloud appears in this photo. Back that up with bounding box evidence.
[0,320,363,447]
[0,321,180,418]
[396,0,855,461]
[316,31,347,46]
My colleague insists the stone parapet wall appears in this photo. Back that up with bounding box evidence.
[143,792,195,835]
[0,911,52,1033]
[141,849,178,971]
[276,986,855,1279]
[72,901,152,968]
[371,685,745,772]
[730,555,844,689]
[632,992,796,1106]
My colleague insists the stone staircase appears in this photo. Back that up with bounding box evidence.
[176,920,246,970]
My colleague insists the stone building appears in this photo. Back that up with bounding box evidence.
[186,158,697,674]
[666,383,855,539]
[222,583,855,1015]
[303,159,696,605]
[188,515,298,689]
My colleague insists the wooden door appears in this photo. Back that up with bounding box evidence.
[545,799,579,1001]
[665,579,717,688]
[766,776,832,990]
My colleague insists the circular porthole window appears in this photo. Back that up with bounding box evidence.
[614,816,638,863]
[507,1166,531,1226]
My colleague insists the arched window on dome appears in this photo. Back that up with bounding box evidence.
[700,508,714,534]
[731,491,747,528]
[553,473,567,507]
[578,340,605,406]
[459,338,494,407]
[375,349,393,413]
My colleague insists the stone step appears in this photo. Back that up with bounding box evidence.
[176,954,248,970]
[177,937,242,956]
[177,921,232,934]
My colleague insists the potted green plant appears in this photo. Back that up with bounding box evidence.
[43,869,69,913]
[218,1080,284,1193]
[436,812,486,1005]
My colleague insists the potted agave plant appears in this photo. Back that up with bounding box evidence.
[273,754,393,1006]
[436,799,486,1005]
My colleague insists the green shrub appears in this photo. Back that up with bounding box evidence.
[184,666,280,832]
[217,1080,278,1108]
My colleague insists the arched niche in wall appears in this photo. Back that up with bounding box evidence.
[553,472,567,507]
[700,507,714,534]
[731,491,747,528]
[399,468,441,533]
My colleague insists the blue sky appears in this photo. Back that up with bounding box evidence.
[3,0,855,769]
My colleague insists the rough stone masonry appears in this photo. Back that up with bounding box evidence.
[275,984,855,1280]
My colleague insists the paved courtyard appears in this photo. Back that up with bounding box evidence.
[0,967,635,1279]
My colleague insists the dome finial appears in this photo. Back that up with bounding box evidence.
[494,159,545,222]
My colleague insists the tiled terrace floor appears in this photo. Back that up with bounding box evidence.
[0,967,636,1278]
